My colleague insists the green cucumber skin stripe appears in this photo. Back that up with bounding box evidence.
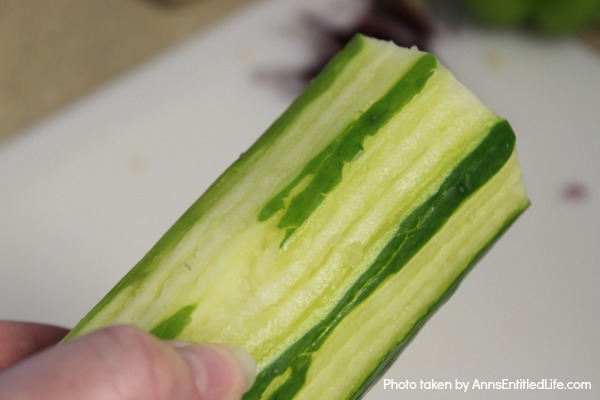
[66,34,530,400]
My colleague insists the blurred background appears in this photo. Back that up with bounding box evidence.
[2,0,599,141]
[1,1,599,399]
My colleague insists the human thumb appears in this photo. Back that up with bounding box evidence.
[0,325,256,400]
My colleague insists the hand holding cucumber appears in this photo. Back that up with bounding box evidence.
[0,321,255,400]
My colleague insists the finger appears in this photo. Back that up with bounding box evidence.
[172,342,256,400]
[0,321,69,371]
[0,325,256,400]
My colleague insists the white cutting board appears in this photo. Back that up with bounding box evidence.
[1,0,599,398]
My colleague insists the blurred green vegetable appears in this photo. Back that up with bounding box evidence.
[461,0,532,26]
[460,0,600,34]
[534,0,600,34]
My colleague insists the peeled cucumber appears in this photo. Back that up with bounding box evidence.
[66,35,530,399]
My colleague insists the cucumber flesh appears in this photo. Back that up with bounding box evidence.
[66,35,530,400]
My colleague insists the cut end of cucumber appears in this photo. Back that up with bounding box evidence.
[66,35,529,400]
